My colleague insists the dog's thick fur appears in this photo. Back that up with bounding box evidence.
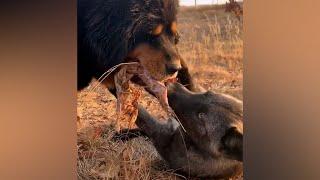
[78,0,197,92]
[120,83,243,178]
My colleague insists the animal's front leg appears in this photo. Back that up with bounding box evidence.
[177,57,205,92]
[135,106,179,148]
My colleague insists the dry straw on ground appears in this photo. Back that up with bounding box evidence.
[77,5,243,180]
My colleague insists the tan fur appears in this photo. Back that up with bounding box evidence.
[171,21,178,34]
[129,43,170,81]
[151,24,164,36]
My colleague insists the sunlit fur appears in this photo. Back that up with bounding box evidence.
[78,0,180,90]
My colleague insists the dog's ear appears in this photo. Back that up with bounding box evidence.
[221,127,243,161]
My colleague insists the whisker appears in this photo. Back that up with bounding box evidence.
[178,128,191,178]
[166,106,191,176]
[89,62,139,93]
[168,108,186,133]
[167,107,190,177]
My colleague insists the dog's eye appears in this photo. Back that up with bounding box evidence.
[198,112,206,119]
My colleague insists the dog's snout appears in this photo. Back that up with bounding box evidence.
[221,127,243,161]
[166,64,181,74]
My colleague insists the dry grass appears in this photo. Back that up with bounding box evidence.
[77,5,243,180]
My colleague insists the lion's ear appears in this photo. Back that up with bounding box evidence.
[221,127,243,161]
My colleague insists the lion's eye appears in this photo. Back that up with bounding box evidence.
[151,24,164,36]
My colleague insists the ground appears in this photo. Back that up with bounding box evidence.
[77,5,243,180]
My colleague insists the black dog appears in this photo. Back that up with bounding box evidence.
[78,0,197,93]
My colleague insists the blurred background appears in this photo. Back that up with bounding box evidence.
[180,0,243,6]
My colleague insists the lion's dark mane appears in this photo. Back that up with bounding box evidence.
[78,0,179,90]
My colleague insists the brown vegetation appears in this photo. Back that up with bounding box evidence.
[225,0,243,20]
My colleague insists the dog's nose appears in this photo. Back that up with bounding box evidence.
[166,64,181,74]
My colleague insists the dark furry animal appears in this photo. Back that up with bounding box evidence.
[117,83,243,178]
[78,0,197,92]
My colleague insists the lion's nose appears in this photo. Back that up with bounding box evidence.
[166,64,181,74]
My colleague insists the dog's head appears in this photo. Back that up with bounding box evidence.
[167,83,243,162]
[84,0,181,81]
[126,0,181,81]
